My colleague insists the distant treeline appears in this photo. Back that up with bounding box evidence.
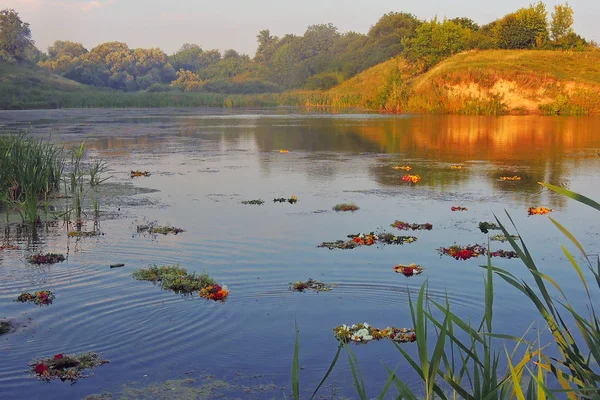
[0,2,596,95]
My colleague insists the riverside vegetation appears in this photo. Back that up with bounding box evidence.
[291,183,600,399]
[1,3,599,114]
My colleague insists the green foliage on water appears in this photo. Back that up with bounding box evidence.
[0,321,11,335]
[132,264,216,294]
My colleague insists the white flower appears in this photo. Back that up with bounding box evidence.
[355,328,373,341]
[363,322,370,329]
[351,324,357,329]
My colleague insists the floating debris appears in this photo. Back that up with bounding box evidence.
[402,174,421,183]
[130,170,151,178]
[391,220,432,231]
[489,234,520,242]
[318,232,417,250]
[333,323,416,344]
[451,206,468,211]
[110,263,125,268]
[438,244,519,260]
[528,206,553,215]
[289,278,333,292]
[450,165,463,170]
[393,165,411,171]
[133,264,228,300]
[15,290,55,306]
[273,196,297,204]
[29,352,109,383]
[500,176,521,181]
[278,149,289,153]
[0,320,12,335]
[136,223,185,235]
[28,253,65,265]
[0,244,19,250]
[67,231,100,238]
[393,264,424,277]
[333,203,359,212]
[241,199,265,205]
[478,221,500,234]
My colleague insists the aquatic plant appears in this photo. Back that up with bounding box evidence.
[0,131,64,223]
[89,158,111,186]
[136,223,185,235]
[241,199,264,205]
[15,290,55,306]
[393,264,424,277]
[67,230,100,238]
[28,253,66,265]
[333,323,416,344]
[333,203,359,212]
[489,233,520,242]
[289,279,333,292]
[273,196,297,204]
[478,221,500,233]
[391,220,432,230]
[29,352,109,382]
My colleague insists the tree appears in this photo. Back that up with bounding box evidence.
[47,40,87,59]
[550,3,574,41]
[0,9,34,62]
[494,2,548,49]
[367,12,421,60]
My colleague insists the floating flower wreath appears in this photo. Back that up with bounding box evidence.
[278,149,289,153]
[393,264,423,277]
[28,253,65,265]
[333,323,416,344]
[16,290,55,306]
[450,165,463,169]
[451,206,468,211]
[438,244,519,260]
[528,206,552,215]
[130,170,151,178]
[393,165,411,171]
[391,220,432,231]
[136,223,185,235]
[318,232,417,250]
[402,174,421,183]
[29,352,109,382]
[333,203,359,212]
[0,244,19,251]
[489,234,520,242]
[67,231,100,238]
[199,284,229,300]
[500,176,521,181]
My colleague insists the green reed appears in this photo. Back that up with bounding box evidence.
[0,131,64,223]
[293,183,600,399]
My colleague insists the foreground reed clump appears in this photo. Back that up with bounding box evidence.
[292,183,600,400]
[0,131,64,223]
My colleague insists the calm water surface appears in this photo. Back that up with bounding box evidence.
[1,109,600,399]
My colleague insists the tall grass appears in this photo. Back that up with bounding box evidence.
[294,183,600,399]
[0,131,64,223]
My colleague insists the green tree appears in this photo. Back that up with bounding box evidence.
[550,3,574,41]
[367,12,421,60]
[402,18,472,70]
[0,8,34,62]
[494,2,548,49]
[47,40,87,59]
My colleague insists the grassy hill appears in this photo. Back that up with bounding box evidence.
[327,50,600,115]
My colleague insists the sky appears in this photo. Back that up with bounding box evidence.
[4,0,600,56]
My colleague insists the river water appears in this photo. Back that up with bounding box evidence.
[1,109,599,399]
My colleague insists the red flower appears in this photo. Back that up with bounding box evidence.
[402,268,414,277]
[53,353,63,359]
[409,333,417,342]
[35,363,49,374]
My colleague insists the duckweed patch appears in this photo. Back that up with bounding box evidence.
[273,196,297,204]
